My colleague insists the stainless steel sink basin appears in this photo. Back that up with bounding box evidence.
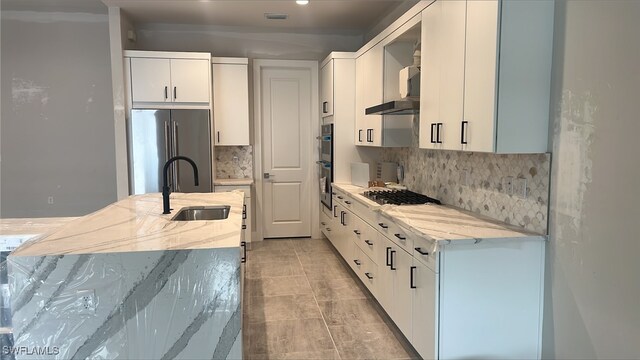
[171,206,230,221]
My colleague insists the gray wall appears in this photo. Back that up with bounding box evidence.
[543,1,640,358]
[1,10,117,217]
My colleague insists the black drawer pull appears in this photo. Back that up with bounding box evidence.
[242,204,247,219]
[353,230,361,235]
[326,228,331,232]
[390,250,396,270]
[378,223,388,229]
[242,225,247,230]
[365,240,373,246]
[321,222,326,226]
[241,241,247,263]
[365,272,374,280]
[386,247,391,267]
[415,247,429,256]
[353,259,361,266]
[333,205,338,218]
[410,266,416,289]
[461,120,468,145]
[340,211,346,226]
[358,129,363,142]
[345,201,351,205]
[337,196,344,200]
[394,233,406,240]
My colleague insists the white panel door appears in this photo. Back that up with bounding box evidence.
[463,0,499,152]
[213,63,250,145]
[170,59,210,103]
[130,58,171,103]
[262,67,312,238]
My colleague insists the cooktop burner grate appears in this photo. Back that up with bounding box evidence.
[362,189,441,206]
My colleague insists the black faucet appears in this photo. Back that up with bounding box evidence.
[162,156,199,214]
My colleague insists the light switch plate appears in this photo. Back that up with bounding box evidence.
[514,178,527,198]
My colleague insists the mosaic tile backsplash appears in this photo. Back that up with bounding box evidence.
[215,146,253,179]
[381,118,550,234]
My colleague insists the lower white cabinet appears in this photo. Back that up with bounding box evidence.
[322,191,544,359]
[215,185,252,243]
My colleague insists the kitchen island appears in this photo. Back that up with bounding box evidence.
[5,192,245,360]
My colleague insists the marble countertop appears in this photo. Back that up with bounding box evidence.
[1,217,78,236]
[10,192,245,257]
[332,183,541,242]
[214,178,254,186]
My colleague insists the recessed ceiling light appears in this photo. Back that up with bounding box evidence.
[296,0,309,5]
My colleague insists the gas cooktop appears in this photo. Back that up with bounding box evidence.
[361,189,441,206]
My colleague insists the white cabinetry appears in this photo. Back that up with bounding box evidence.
[320,60,334,118]
[322,186,545,359]
[128,52,211,106]
[419,0,554,153]
[212,58,250,146]
[355,44,384,146]
[215,185,252,243]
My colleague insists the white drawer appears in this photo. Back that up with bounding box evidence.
[354,221,382,266]
[350,242,377,296]
[375,213,414,254]
[412,232,439,273]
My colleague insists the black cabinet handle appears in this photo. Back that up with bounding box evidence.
[242,204,247,219]
[321,222,326,226]
[390,250,396,270]
[365,240,373,246]
[217,131,221,143]
[241,241,247,263]
[337,196,344,200]
[341,211,346,226]
[345,201,351,205]
[365,272,374,280]
[461,120,468,145]
[410,266,416,289]
[323,101,329,113]
[326,228,332,232]
[353,259,361,266]
[353,230,361,235]
[367,129,374,143]
[378,223,388,229]
[173,86,177,100]
[164,86,168,100]
[333,205,338,218]
[430,123,436,144]
[358,129,363,142]
[386,247,391,267]
[437,123,443,144]
[242,224,247,230]
[394,233,407,241]
[415,247,429,256]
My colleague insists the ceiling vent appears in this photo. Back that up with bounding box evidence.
[264,13,288,20]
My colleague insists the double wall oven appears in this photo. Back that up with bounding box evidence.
[319,124,333,209]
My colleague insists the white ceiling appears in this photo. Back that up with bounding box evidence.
[101,0,408,33]
[1,0,108,14]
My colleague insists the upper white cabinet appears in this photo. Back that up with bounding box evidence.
[355,43,384,146]
[419,0,466,150]
[320,60,334,118]
[127,51,211,107]
[212,58,250,146]
[420,0,554,153]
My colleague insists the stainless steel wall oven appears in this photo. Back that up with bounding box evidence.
[319,124,333,209]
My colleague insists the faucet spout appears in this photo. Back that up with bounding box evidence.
[162,156,200,214]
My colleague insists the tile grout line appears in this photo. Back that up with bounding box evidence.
[293,239,343,360]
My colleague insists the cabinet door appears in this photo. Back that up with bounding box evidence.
[412,261,437,359]
[392,246,414,339]
[419,0,466,150]
[321,60,334,117]
[170,59,210,103]
[356,45,383,147]
[463,0,499,152]
[354,56,367,145]
[130,58,171,103]
[212,63,250,145]
[377,234,395,313]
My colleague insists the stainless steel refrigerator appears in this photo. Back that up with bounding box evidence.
[129,109,212,194]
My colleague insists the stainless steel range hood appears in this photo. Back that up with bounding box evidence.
[365,100,419,116]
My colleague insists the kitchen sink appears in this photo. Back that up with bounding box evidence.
[171,206,230,221]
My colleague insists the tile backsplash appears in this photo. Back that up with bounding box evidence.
[381,118,550,234]
[215,146,253,179]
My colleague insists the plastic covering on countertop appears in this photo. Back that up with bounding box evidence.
[0,247,243,360]
[376,204,440,255]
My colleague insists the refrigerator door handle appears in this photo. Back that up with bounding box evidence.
[164,121,171,164]
[172,121,180,192]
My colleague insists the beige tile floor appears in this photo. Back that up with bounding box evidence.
[244,238,419,360]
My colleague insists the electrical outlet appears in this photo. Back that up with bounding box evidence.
[459,169,470,187]
[76,290,96,315]
[513,178,528,198]
[47,196,54,204]
[502,176,514,195]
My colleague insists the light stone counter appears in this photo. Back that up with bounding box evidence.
[11,191,245,257]
[0,217,78,236]
[213,178,254,186]
[333,183,542,243]
[5,192,245,359]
